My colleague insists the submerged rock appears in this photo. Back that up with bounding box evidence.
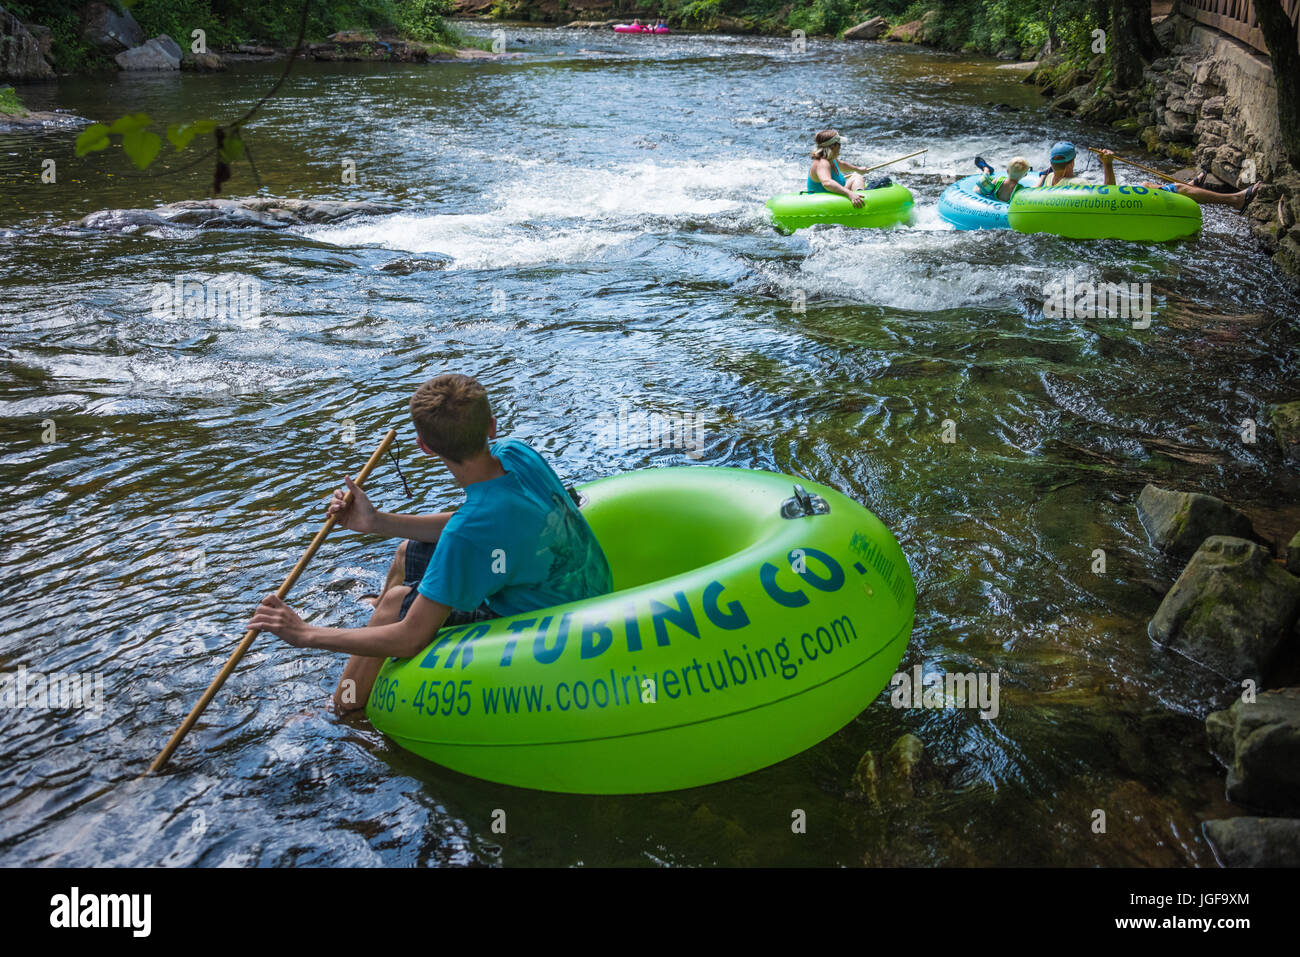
[1206,687,1300,814]
[1148,536,1300,683]
[1136,484,1257,559]
[1204,817,1300,866]
[0,110,88,132]
[379,256,451,274]
[1274,401,1300,465]
[74,197,401,233]
[851,733,936,806]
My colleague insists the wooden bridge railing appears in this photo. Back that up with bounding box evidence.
[1174,0,1300,55]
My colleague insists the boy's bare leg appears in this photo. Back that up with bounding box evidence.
[334,584,410,715]
[1148,181,1261,208]
[382,540,408,595]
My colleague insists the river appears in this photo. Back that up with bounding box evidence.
[1,25,1297,866]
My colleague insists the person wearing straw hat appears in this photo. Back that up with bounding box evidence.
[807,130,889,208]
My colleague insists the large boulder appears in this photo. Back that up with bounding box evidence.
[1136,484,1258,559]
[182,52,226,71]
[1204,817,1300,866]
[843,17,888,40]
[115,35,182,71]
[1148,536,1300,683]
[1206,687,1300,814]
[79,1,144,54]
[1275,401,1300,464]
[1289,529,1300,576]
[886,19,923,43]
[1,7,55,79]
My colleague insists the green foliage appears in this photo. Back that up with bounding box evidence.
[787,0,858,37]
[678,0,725,27]
[130,0,238,49]
[396,0,455,41]
[0,85,28,116]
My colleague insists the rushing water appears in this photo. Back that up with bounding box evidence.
[2,25,1297,867]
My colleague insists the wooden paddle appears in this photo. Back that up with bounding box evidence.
[857,147,928,175]
[148,427,399,773]
[1087,146,1182,185]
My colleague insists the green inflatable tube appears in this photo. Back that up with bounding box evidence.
[366,467,915,794]
[766,184,914,234]
[1008,183,1202,242]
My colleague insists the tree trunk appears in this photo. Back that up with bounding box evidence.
[1254,0,1300,167]
[1106,0,1151,88]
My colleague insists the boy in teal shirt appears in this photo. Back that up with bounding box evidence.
[250,373,613,713]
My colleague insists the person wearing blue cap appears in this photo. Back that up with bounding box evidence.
[1037,140,1265,211]
[1033,141,1091,187]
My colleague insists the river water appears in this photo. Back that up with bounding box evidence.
[2,25,1297,866]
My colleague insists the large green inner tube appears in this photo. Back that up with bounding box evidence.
[366,467,915,794]
[1008,183,1202,242]
[766,184,915,233]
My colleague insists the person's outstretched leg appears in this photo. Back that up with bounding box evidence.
[1153,181,1265,209]
[845,173,865,191]
[334,584,409,715]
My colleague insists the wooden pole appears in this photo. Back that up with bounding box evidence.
[1087,146,1183,184]
[858,148,928,175]
[148,427,398,773]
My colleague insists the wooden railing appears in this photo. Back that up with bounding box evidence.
[1174,0,1300,55]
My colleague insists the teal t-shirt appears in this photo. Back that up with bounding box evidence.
[416,438,613,616]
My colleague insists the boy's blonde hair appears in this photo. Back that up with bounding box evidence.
[1008,157,1030,179]
[410,373,492,463]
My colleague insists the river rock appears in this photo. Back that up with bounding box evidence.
[379,255,452,274]
[79,1,144,54]
[886,19,923,43]
[1204,817,1300,866]
[1136,484,1258,558]
[1274,401,1300,464]
[0,109,89,132]
[1206,687,1300,814]
[115,35,182,71]
[1,7,55,79]
[1289,531,1300,576]
[74,197,402,233]
[851,733,935,806]
[843,17,888,41]
[182,52,226,71]
[1149,536,1300,683]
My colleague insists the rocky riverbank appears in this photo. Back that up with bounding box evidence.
[0,2,505,82]
[1029,11,1299,283]
[1135,417,1300,866]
